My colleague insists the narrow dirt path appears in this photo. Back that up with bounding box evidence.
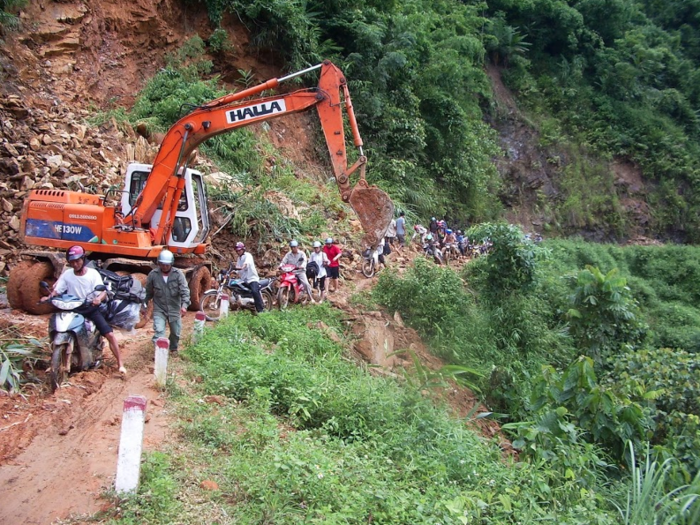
[0,312,191,524]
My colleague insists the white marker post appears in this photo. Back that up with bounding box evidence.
[193,311,206,342]
[220,294,230,319]
[153,337,169,388]
[115,395,147,494]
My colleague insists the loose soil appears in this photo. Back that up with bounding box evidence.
[0,310,178,524]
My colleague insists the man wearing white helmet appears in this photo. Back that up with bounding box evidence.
[144,249,190,353]
[309,241,330,303]
[279,240,315,303]
[234,242,264,313]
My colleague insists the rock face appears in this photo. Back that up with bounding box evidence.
[0,0,209,275]
[0,94,142,272]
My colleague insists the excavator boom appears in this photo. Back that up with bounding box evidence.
[20,60,393,259]
[130,60,393,248]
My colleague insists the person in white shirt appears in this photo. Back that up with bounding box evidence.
[279,240,315,303]
[309,241,330,303]
[41,245,126,375]
[234,242,264,313]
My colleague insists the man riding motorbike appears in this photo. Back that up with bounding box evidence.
[235,242,265,314]
[41,245,126,375]
[279,240,315,304]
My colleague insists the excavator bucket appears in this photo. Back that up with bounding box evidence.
[349,185,395,248]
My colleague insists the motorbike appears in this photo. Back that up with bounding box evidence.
[423,242,444,265]
[361,246,383,278]
[200,263,275,321]
[42,282,106,393]
[277,263,314,309]
[442,243,460,266]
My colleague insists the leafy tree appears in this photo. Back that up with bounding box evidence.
[566,265,647,363]
[466,223,541,295]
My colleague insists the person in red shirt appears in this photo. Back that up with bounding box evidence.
[323,237,342,292]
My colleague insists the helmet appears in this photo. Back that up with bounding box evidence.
[313,241,322,248]
[426,233,433,240]
[235,242,245,251]
[66,245,86,262]
[290,240,299,247]
[431,217,436,221]
[446,229,453,234]
[325,237,333,244]
[157,249,175,265]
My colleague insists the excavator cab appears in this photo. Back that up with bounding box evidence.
[120,163,210,249]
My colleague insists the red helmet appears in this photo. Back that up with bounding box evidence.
[66,245,86,262]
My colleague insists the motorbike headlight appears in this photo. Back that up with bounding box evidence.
[52,296,83,310]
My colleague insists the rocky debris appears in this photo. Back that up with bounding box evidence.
[0,94,142,276]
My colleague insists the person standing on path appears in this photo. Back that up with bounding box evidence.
[395,211,406,251]
[234,242,265,313]
[144,249,190,353]
[309,241,330,303]
[385,218,397,249]
[323,237,342,292]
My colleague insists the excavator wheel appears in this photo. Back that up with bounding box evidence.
[22,261,57,315]
[130,272,152,329]
[7,260,35,311]
[188,266,211,311]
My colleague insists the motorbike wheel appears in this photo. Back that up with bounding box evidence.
[200,292,224,322]
[277,286,292,310]
[361,259,375,278]
[444,248,451,266]
[49,343,69,393]
[261,290,274,311]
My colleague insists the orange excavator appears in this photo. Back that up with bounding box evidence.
[8,60,394,314]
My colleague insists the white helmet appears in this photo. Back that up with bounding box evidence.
[313,241,322,248]
[290,240,299,247]
[157,249,175,265]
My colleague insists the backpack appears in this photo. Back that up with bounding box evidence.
[98,269,146,303]
[306,261,320,279]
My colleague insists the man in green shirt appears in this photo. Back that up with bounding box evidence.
[144,249,191,352]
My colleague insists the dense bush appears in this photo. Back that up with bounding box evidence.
[606,347,700,474]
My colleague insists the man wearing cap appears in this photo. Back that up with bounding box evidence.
[309,241,330,303]
[322,238,342,292]
[144,249,190,353]
[235,242,265,313]
[280,240,315,303]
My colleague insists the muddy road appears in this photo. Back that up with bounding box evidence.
[0,309,186,524]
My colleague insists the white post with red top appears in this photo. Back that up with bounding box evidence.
[194,311,206,342]
[115,395,147,494]
[153,337,169,387]
[220,294,229,319]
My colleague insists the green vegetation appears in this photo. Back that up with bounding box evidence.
[109,307,625,523]
[0,0,26,33]
[182,0,700,239]
[374,229,700,521]
[0,328,43,392]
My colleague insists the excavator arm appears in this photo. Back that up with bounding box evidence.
[130,60,393,248]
